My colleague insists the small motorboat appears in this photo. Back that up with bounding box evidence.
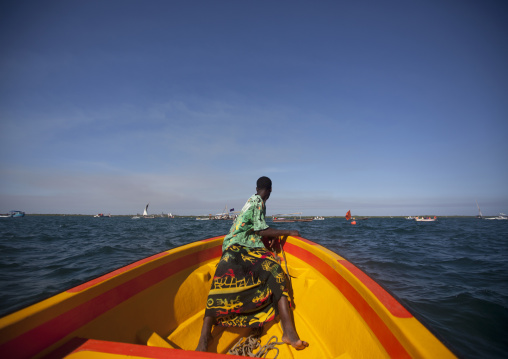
[11,210,25,217]
[0,210,25,218]
[0,235,456,358]
[415,216,437,222]
[93,213,111,218]
[485,213,508,220]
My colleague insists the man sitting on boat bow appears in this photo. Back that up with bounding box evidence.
[196,176,309,352]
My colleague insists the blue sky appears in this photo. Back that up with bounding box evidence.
[1,0,507,216]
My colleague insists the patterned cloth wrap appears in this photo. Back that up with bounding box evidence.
[205,244,289,328]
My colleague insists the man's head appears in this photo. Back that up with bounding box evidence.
[256,176,272,201]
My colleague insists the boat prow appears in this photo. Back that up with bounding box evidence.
[0,236,456,358]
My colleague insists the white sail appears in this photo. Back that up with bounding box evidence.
[143,203,149,216]
[476,200,483,218]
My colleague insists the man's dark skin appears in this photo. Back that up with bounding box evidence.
[195,185,309,352]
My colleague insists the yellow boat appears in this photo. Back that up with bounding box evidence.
[0,235,456,358]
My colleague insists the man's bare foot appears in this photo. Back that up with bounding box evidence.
[195,332,213,352]
[282,333,309,350]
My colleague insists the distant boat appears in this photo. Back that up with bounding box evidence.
[132,204,154,219]
[142,203,155,218]
[415,216,437,222]
[273,213,313,222]
[0,210,25,218]
[11,211,25,217]
[93,213,111,218]
[313,216,325,220]
[485,213,507,220]
[213,205,235,220]
[476,200,483,219]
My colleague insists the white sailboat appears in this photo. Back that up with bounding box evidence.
[476,200,483,219]
[143,203,155,218]
[132,203,155,219]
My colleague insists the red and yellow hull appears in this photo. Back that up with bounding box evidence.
[0,236,456,358]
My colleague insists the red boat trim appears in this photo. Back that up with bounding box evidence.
[285,242,412,358]
[68,251,170,293]
[69,237,224,293]
[201,236,225,243]
[0,244,223,359]
[47,338,231,359]
[292,236,317,245]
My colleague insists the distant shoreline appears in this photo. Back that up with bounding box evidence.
[19,214,482,218]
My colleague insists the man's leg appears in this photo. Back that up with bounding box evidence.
[277,296,309,350]
[195,315,214,351]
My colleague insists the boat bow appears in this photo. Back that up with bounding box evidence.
[0,235,456,358]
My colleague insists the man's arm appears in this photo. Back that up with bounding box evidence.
[257,228,300,252]
[258,228,299,238]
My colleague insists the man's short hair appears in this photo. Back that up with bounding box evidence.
[257,176,272,190]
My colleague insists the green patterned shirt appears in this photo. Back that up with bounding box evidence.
[222,194,269,251]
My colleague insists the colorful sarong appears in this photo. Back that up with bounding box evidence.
[204,245,289,328]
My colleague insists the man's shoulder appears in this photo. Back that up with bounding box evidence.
[248,194,262,203]
[241,194,261,210]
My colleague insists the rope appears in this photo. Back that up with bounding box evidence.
[255,336,285,358]
[228,332,284,358]
[280,245,292,287]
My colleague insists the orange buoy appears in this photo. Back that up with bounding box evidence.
[351,221,357,225]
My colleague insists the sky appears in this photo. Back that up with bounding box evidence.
[1,0,507,216]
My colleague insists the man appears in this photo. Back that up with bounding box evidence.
[196,176,308,352]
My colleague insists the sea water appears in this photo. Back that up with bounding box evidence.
[0,216,507,358]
